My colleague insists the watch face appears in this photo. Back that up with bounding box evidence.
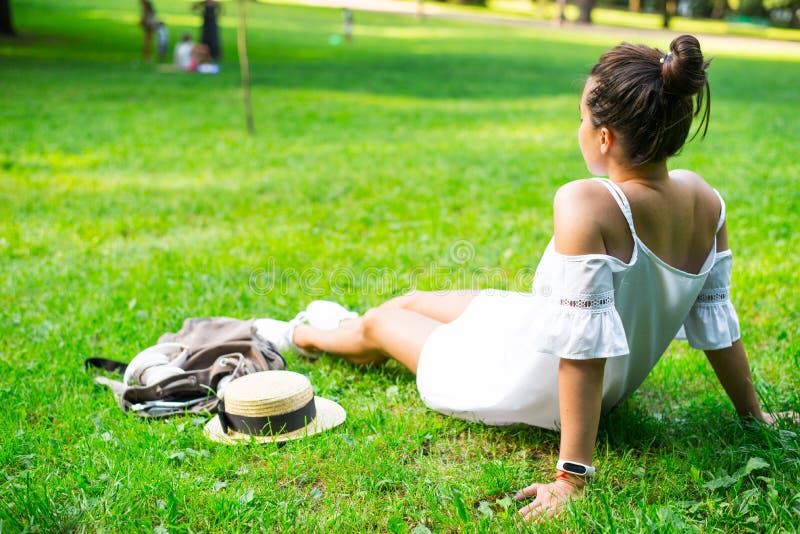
[562,462,587,475]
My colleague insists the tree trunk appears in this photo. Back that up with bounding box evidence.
[710,0,727,19]
[661,0,674,28]
[578,0,594,24]
[629,0,641,13]
[1,0,15,36]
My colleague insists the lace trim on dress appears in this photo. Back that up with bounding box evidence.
[558,290,615,311]
[696,287,729,305]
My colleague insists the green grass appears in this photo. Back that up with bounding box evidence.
[2,0,800,531]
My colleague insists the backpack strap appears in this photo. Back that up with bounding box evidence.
[85,357,128,374]
[93,375,129,398]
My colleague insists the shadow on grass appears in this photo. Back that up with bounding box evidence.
[0,47,590,101]
[4,39,799,109]
[5,0,800,108]
[250,47,594,100]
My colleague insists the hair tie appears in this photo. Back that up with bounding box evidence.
[660,52,672,64]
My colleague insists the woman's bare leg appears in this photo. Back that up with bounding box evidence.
[380,289,480,323]
[292,290,480,373]
[293,307,442,373]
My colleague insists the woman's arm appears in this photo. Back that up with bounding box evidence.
[558,358,606,465]
[704,340,764,420]
[704,223,772,422]
[516,357,606,521]
[706,342,800,425]
[515,180,613,521]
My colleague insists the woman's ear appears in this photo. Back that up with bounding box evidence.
[599,127,613,154]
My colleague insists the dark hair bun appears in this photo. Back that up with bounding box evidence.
[587,35,711,164]
[661,35,709,98]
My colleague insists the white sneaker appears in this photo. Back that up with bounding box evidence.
[304,300,359,330]
[254,312,318,359]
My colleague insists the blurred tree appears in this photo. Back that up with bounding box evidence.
[764,0,800,26]
[738,0,768,15]
[578,0,595,22]
[711,0,729,18]
[660,0,676,27]
[629,0,642,12]
[1,0,15,36]
[556,0,567,22]
[434,0,487,5]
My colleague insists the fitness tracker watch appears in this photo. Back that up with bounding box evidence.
[556,459,596,478]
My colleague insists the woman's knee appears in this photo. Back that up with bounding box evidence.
[379,290,427,311]
[360,307,381,341]
[349,308,391,363]
[362,306,403,347]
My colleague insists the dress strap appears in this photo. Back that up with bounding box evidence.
[712,188,726,233]
[591,178,637,237]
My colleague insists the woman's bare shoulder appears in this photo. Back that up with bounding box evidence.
[670,169,722,213]
[552,179,622,256]
[553,179,623,219]
[670,168,716,194]
[554,178,618,204]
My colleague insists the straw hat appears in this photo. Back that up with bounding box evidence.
[204,371,346,444]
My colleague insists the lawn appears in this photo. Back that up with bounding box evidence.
[1,0,800,532]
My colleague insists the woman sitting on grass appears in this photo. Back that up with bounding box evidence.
[256,34,793,521]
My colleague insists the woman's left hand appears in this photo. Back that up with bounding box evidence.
[514,478,584,522]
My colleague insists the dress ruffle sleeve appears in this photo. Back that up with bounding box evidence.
[681,250,741,350]
[530,247,630,360]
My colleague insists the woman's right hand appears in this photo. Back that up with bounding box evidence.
[760,411,800,426]
[515,476,584,522]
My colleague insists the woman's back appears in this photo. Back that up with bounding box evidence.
[603,170,723,274]
[550,174,729,416]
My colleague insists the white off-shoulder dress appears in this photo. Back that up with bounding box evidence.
[416,178,741,430]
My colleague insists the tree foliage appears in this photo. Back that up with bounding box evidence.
[581,0,798,27]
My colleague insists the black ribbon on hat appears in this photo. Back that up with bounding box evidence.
[218,397,317,436]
